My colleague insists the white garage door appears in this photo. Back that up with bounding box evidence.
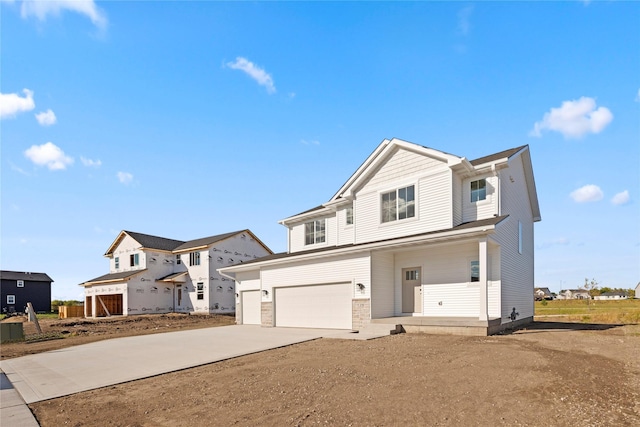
[241,290,261,325]
[274,283,352,329]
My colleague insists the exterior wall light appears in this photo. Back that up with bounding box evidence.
[262,290,269,297]
[356,283,365,291]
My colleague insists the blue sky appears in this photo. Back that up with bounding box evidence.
[1,1,638,300]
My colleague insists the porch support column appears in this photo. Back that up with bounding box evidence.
[479,237,488,322]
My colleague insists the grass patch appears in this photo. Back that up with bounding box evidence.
[535,299,640,324]
[37,313,60,320]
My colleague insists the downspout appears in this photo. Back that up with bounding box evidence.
[492,164,500,216]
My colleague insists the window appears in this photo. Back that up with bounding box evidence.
[17,280,24,288]
[470,261,480,282]
[346,207,354,225]
[405,270,419,281]
[197,282,204,300]
[190,251,201,266]
[130,253,139,267]
[305,219,326,245]
[518,221,523,254]
[471,179,487,202]
[381,185,415,223]
[7,295,15,304]
[176,254,181,265]
[115,257,120,269]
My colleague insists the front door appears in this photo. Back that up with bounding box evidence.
[402,267,422,313]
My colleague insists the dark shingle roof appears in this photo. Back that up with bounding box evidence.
[470,145,527,166]
[173,230,245,252]
[0,271,53,282]
[124,231,185,251]
[231,216,508,268]
[82,270,146,285]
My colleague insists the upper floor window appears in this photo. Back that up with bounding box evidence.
[346,207,354,225]
[17,280,24,288]
[197,282,204,300]
[470,179,487,202]
[381,185,415,223]
[130,253,139,267]
[115,257,120,269]
[305,219,326,245]
[176,254,181,265]
[190,251,201,266]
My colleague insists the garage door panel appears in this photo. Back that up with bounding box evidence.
[241,291,261,325]
[275,283,352,329]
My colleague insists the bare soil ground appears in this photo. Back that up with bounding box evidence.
[0,313,235,360]
[12,317,639,427]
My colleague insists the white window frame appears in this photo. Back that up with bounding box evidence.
[381,184,415,224]
[345,207,354,226]
[115,257,120,269]
[470,179,487,203]
[7,295,15,304]
[17,280,24,288]
[176,254,181,265]
[304,219,326,245]
[190,251,201,266]
[518,221,523,254]
[470,260,480,282]
[130,253,139,267]
[196,282,204,300]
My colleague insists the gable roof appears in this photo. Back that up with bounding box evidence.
[282,139,539,223]
[0,271,53,282]
[173,229,272,254]
[105,231,185,256]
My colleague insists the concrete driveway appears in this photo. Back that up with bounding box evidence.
[1,325,356,405]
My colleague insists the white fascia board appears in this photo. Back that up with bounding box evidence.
[278,206,333,226]
[219,222,499,275]
[173,245,209,254]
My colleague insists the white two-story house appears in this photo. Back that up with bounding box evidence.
[219,138,541,335]
[80,230,271,318]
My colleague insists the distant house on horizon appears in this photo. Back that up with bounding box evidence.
[534,287,553,300]
[594,291,628,301]
[558,289,590,300]
[0,271,53,314]
[80,230,272,318]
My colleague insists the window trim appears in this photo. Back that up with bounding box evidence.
[345,207,354,226]
[17,280,24,288]
[380,184,416,224]
[7,295,15,304]
[470,179,487,203]
[190,251,201,266]
[470,260,480,282]
[176,254,181,265]
[115,257,120,269]
[196,282,204,300]
[304,219,326,246]
[130,253,139,267]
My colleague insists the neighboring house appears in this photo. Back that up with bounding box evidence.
[219,138,541,334]
[0,271,53,314]
[534,287,553,301]
[594,291,628,301]
[636,283,640,299]
[80,230,271,318]
[559,289,591,300]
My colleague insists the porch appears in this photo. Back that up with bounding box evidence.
[369,316,510,336]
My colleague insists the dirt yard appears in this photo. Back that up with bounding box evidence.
[0,313,235,360]
[18,320,640,427]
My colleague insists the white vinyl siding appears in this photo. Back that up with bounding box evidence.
[289,215,336,253]
[274,283,352,329]
[370,251,395,318]
[452,173,462,226]
[462,174,497,222]
[337,206,355,246]
[494,156,535,323]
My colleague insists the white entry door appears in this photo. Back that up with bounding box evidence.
[274,283,352,329]
[241,290,261,325]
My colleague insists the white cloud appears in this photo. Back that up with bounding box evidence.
[226,57,276,94]
[611,190,630,206]
[530,97,613,139]
[0,88,35,119]
[117,171,133,185]
[24,142,74,170]
[301,139,320,146]
[35,109,57,126]
[457,5,474,36]
[20,0,107,28]
[80,156,102,167]
[570,184,603,203]
[635,89,640,102]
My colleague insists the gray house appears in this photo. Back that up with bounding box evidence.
[1,271,53,314]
